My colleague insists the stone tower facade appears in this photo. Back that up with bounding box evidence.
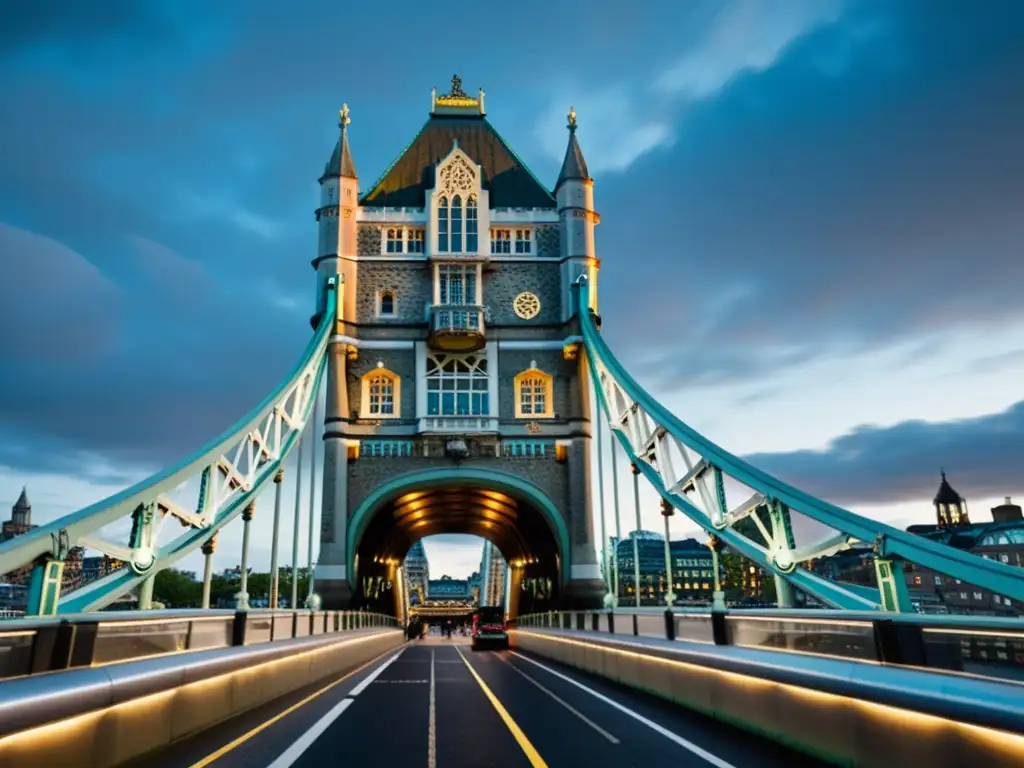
[313,78,605,614]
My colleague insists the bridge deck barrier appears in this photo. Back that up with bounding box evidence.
[0,626,404,767]
[511,627,1024,768]
[0,608,395,680]
[517,608,1024,685]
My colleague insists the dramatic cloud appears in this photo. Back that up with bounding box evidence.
[746,400,1024,506]
[1,0,1021,577]
[0,223,123,363]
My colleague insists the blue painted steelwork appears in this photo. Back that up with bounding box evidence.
[346,466,572,583]
[574,279,1024,609]
[0,281,339,614]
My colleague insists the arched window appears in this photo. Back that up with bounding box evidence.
[360,369,401,419]
[466,196,478,253]
[514,368,554,419]
[451,195,463,253]
[378,290,396,317]
[438,197,449,252]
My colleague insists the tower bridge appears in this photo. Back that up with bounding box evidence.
[1,78,1023,767]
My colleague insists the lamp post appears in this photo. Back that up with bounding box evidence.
[660,499,676,607]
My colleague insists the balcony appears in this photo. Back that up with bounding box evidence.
[428,304,486,352]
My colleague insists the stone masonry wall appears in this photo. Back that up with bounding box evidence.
[354,261,432,325]
[496,348,576,421]
[357,225,382,257]
[535,225,559,258]
[484,262,561,325]
[345,348,417,421]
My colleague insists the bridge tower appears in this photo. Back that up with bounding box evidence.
[313,78,605,615]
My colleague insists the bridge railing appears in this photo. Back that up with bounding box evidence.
[0,608,398,681]
[516,608,1024,685]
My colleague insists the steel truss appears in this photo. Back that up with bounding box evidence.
[0,280,339,613]
[574,279,1024,610]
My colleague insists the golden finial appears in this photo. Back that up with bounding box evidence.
[339,103,351,128]
[567,106,577,130]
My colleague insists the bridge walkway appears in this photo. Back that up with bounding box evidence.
[141,637,822,767]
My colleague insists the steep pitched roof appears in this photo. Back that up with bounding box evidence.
[934,471,963,505]
[321,105,357,181]
[556,112,589,188]
[360,114,555,208]
[14,486,29,510]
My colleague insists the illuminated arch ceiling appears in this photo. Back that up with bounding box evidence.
[358,486,559,567]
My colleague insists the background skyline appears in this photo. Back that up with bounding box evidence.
[2,0,1023,581]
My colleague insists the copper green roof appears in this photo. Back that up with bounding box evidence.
[360,114,555,208]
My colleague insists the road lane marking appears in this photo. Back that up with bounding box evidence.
[188,644,400,768]
[510,652,738,768]
[428,650,437,768]
[266,649,405,768]
[457,647,548,768]
[348,649,404,697]
[497,654,619,744]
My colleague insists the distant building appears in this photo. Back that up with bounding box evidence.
[2,488,36,542]
[403,540,430,606]
[427,575,472,601]
[614,530,718,606]
[466,569,482,605]
[478,539,507,607]
[810,474,1023,616]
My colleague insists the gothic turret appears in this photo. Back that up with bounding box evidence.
[12,487,30,526]
[315,104,360,324]
[555,107,598,321]
[934,471,970,529]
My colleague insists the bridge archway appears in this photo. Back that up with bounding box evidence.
[348,468,569,618]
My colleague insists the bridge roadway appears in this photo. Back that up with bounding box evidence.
[139,637,823,768]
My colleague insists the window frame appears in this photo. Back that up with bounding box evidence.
[513,368,554,419]
[377,290,397,317]
[360,368,401,419]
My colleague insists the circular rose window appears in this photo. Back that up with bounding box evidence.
[513,292,541,320]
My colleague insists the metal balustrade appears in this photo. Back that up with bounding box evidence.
[0,608,398,681]
[515,608,1024,685]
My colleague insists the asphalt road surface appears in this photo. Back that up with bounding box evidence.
[145,637,827,767]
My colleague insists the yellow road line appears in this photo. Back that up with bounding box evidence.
[189,646,399,768]
[456,647,548,768]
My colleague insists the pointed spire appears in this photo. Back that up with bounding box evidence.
[322,104,357,180]
[14,486,29,510]
[337,103,357,179]
[557,105,589,188]
[934,470,963,505]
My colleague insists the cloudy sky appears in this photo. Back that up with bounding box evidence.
[1,0,1022,583]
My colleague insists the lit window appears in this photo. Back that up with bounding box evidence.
[386,228,403,253]
[378,291,396,317]
[491,229,511,255]
[408,229,425,253]
[425,352,489,417]
[959,591,967,600]
[515,229,532,254]
[973,591,983,601]
[438,198,449,252]
[360,369,400,419]
[514,368,554,419]
[1000,553,1010,564]
[466,197,478,252]
[912,575,921,585]
[933,575,942,585]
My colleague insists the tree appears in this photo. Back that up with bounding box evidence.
[153,569,202,608]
